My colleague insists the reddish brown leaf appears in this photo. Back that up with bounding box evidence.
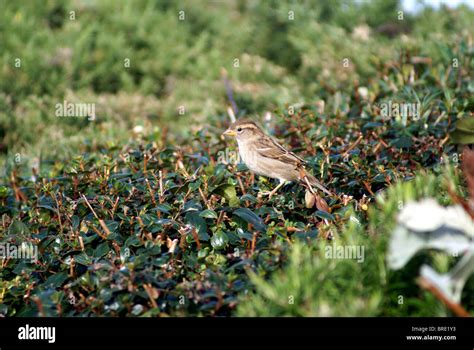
[315,194,330,213]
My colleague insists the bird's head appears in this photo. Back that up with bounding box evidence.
[223,119,263,142]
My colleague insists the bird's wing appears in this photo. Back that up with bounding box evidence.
[254,136,306,167]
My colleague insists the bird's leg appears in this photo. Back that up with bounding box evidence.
[260,179,286,199]
[303,175,315,194]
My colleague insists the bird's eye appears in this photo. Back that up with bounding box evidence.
[237,127,242,132]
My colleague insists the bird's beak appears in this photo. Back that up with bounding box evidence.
[223,129,237,137]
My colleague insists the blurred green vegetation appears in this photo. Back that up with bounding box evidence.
[1,0,473,162]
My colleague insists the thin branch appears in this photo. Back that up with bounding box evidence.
[221,67,238,118]
[418,277,470,317]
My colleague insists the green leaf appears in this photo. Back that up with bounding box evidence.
[185,212,210,241]
[8,221,30,236]
[233,208,266,232]
[391,136,412,149]
[0,186,8,198]
[294,230,318,241]
[362,121,383,130]
[240,194,257,203]
[71,216,80,230]
[156,203,173,213]
[43,272,68,288]
[450,117,474,144]
[94,242,110,258]
[105,220,119,234]
[210,231,228,250]
[37,204,57,212]
[74,253,92,266]
[450,130,474,145]
[454,117,474,133]
[189,179,202,192]
[199,209,218,219]
[213,184,239,207]
[315,211,335,220]
[236,228,254,241]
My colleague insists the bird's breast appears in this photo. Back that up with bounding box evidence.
[237,139,298,181]
[237,140,259,171]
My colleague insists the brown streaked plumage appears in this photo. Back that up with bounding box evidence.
[223,119,332,198]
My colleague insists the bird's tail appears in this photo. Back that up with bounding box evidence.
[304,173,333,196]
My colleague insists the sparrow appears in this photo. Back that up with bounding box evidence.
[223,119,332,198]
